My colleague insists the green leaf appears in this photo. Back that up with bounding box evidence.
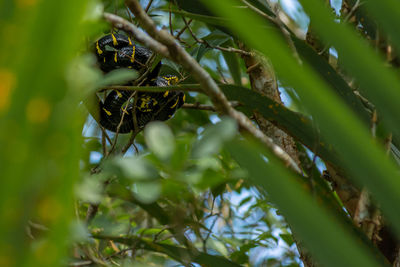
[220,84,339,164]
[0,0,88,265]
[299,0,400,139]
[144,121,176,161]
[361,0,400,53]
[160,58,182,76]
[192,117,237,158]
[93,234,242,267]
[167,8,276,37]
[173,0,212,16]
[95,68,138,88]
[195,30,231,62]
[222,39,242,85]
[105,156,159,181]
[279,233,294,246]
[202,0,400,239]
[134,181,161,204]
[107,183,170,225]
[245,0,275,17]
[168,9,231,28]
[293,38,369,124]
[75,175,103,203]
[227,139,387,267]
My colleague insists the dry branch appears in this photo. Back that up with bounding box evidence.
[104,3,302,174]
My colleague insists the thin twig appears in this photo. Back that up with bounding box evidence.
[240,0,301,63]
[241,0,276,23]
[100,126,113,144]
[182,16,202,44]
[69,261,93,267]
[214,45,253,56]
[101,130,107,156]
[28,221,49,231]
[108,4,302,174]
[104,13,170,57]
[121,129,140,154]
[176,19,191,38]
[182,103,216,111]
[182,14,252,56]
[343,0,361,23]
[101,84,202,93]
[85,204,99,224]
[217,67,228,83]
[144,0,154,13]
[125,5,134,23]
[169,2,173,36]
[115,2,302,174]
[202,194,219,252]
[108,92,137,155]
[203,213,220,253]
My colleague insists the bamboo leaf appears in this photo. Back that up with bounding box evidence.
[220,84,340,164]
[361,0,400,53]
[299,0,400,138]
[227,139,388,267]
[293,38,370,124]
[0,0,88,266]
[201,0,400,239]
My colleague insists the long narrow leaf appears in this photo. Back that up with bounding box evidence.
[299,0,400,138]
[228,139,388,267]
[361,0,400,53]
[201,0,400,238]
[0,0,88,266]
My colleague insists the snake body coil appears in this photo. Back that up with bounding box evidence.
[95,33,185,133]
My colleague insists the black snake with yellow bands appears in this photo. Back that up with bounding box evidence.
[95,33,185,133]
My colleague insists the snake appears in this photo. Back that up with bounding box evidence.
[94,33,185,133]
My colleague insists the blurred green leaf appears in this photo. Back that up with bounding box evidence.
[208,239,229,256]
[361,1,400,52]
[293,38,370,124]
[173,0,212,15]
[95,68,138,88]
[202,0,400,238]
[220,84,340,164]
[144,121,176,161]
[0,0,88,266]
[227,138,387,267]
[299,0,400,139]
[105,156,159,181]
[106,183,170,225]
[75,175,103,203]
[134,181,162,204]
[192,117,237,158]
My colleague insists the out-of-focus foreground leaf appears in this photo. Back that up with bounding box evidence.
[227,138,388,267]
[202,0,400,239]
[0,1,88,266]
[299,0,400,139]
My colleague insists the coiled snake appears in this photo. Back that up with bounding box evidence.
[94,33,185,133]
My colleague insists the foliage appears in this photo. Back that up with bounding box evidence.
[1,0,400,266]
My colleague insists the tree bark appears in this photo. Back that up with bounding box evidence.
[239,42,318,267]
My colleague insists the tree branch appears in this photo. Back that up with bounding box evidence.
[100,84,202,93]
[105,2,302,174]
[183,102,240,111]
[104,13,170,58]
